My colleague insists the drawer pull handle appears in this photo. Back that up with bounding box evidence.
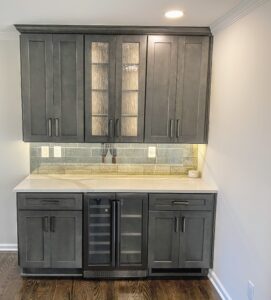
[41,200,60,204]
[172,201,189,205]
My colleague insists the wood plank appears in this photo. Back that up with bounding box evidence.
[0,253,221,300]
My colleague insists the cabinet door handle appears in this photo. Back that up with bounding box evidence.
[172,201,189,206]
[111,201,116,267]
[50,216,55,232]
[115,119,120,137]
[55,118,59,137]
[176,119,180,138]
[43,216,49,232]
[48,119,52,137]
[182,217,186,233]
[174,217,179,233]
[109,119,114,138]
[116,200,121,267]
[170,119,174,138]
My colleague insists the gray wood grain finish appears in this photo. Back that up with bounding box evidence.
[20,34,84,142]
[15,25,212,36]
[149,193,214,211]
[148,193,216,272]
[53,34,84,142]
[84,35,116,142]
[179,211,213,268]
[145,36,178,143]
[17,193,83,271]
[20,34,54,142]
[51,211,82,268]
[114,36,147,143]
[18,211,51,268]
[17,193,83,210]
[145,35,211,144]
[148,211,180,268]
[175,36,210,143]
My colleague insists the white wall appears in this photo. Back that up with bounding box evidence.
[205,1,271,299]
[0,36,29,248]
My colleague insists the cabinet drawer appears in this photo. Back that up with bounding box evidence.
[149,194,215,211]
[17,193,83,210]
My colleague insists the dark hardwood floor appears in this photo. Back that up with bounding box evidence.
[0,252,221,300]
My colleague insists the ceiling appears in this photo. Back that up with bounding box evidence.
[0,0,243,32]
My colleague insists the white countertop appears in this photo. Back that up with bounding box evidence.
[14,174,217,193]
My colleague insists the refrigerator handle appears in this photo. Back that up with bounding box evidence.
[116,200,121,267]
[111,201,116,268]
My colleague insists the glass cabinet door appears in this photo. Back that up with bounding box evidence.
[85,36,116,142]
[115,36,147,142]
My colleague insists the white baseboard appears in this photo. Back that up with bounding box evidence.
[209,270,232,300]
[0,244,18,251]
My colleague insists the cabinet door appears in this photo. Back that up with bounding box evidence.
[18,211,51,268]
[20,34,54,142]
[145,36,178,143]
[115,36,147,142]
[148,211,180,269]
[51,211,82,268]
[116,193,148,268]
[85,36,116,142]
[175,36,210,143]
[84,193,116,269]
[179,211,213,268]
[53,34,84,142]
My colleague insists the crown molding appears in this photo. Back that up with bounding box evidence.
[211,0,270,34]
[0,31,19,41]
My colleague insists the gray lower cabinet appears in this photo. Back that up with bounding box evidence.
[148,210,213,272]
[20,34,84,142]
[18,211,82,270]
[17,193,83,274]
[18,211,51,268]
[145,35,211,143]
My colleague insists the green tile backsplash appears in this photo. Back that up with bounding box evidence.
[30,143,198,175]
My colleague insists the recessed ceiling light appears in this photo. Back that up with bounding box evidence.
[165,10,184,19]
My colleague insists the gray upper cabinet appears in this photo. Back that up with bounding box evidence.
[21,34,53,142]
[145,35,211,143]
[20,34,84,142]
[115,36,147,143]
[85,35,147,143]
[145,36,178,143]
[85,35,116,143]
[175,37,210,143]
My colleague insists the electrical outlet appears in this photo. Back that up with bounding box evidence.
[54,146,62,158]
[41,146,49,158]
[247,281,255,300]
[148,146,156,158]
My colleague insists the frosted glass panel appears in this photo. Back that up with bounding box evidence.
[92,91,108,115]
[92,116,108,136]
[122,92,138,115]
[121,117,138,137]
[92,42,109,63]
[92,64,108,90]
[122,65,138,90]
[122,43,139,64]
